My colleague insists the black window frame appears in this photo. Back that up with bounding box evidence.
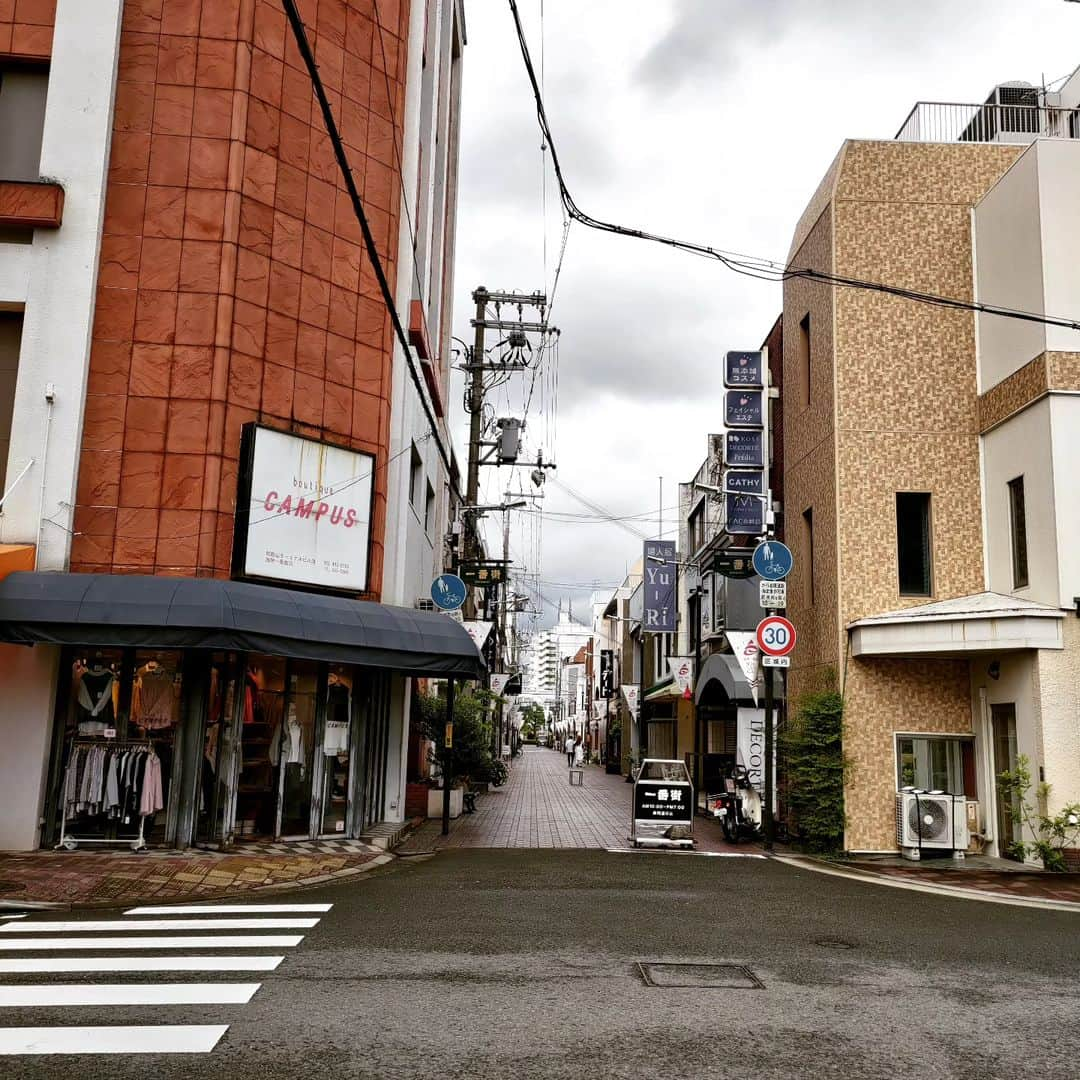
[896,492,932,597]
[1007,475,1028,589]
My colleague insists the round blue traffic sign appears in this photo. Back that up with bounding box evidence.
[752,540,793,581]
[430,573,467,610]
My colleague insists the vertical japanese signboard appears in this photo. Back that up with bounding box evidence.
[643,540,677,633]
[721,349,767,538]
[600,650,613,698]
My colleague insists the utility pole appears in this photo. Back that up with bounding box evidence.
[463,287,488,620]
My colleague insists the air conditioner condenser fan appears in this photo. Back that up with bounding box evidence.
[908,798,948,840]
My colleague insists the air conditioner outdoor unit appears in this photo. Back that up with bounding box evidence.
[895,791,968,860]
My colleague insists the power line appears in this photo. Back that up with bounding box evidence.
[281,0,457,486]
[505,0,1080,334]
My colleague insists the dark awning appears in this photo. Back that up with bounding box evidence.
[0,572,485,679]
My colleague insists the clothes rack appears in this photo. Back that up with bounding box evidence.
[56,738,157,853]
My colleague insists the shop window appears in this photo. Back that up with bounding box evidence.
[52,648,180,848]
[409,443,423,511]
[896,492,932,597]
[798,312,811,408]
[896,735,974,795]
[424,480,435,533]
[1008,476,1028,589]
[0,311,22,496]
[278,662,318,837]
[238,657,286,838]
[0,67,48,182]
[197,653,242,847]
[320,665,353,836]
[802,507,815,606]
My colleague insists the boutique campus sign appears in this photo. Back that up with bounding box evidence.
[234,425,375,592]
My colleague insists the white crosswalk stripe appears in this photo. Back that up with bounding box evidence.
[0,901,331,1057]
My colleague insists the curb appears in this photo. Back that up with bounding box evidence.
[775,853,1080,913]
[0,851,396,913]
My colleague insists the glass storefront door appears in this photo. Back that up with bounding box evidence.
[317,665,353,836]
[277,662,318,837]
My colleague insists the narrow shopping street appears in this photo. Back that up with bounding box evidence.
[398,746,741,853]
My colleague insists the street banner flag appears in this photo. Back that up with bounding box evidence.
[668,657,694,699]
[726,631,762,707]
[490,673,511,695]
[462,620,494,650]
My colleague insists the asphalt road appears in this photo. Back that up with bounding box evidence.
[2,850,1078,1079]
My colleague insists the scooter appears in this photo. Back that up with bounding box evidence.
[710,765,762,844]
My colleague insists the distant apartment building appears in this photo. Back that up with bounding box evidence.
[784,69,1080,858]
[0,0,474,852]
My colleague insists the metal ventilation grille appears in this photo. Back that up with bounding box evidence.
[415,598,436,611]
[907,797,949,840]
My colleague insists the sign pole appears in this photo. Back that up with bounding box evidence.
[442,677,456,837]
[763,663,774,852]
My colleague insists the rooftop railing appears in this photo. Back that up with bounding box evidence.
[895,101,1080,144]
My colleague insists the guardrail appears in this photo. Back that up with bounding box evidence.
[895,101,1080,144]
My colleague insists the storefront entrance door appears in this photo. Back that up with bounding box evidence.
[276,663,319,837]
[991,704,1019,860]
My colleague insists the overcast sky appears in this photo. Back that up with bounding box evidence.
[449,0,1080,633]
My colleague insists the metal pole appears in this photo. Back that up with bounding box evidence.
[763,665,774,851]
[442,677,456,836]
[464,287,487,619]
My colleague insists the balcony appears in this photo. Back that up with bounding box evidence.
[895,101,1080,144]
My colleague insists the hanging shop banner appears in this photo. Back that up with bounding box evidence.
[725,390,764,427]
[600,650,613,698]
[460,563,507,586]
[737,707,766,792]
[490,673,511,695]
[726,493,765,534]
[724,350,764,388]
[462,621,494,650]
[724,430,764,468]
[643,540,677,633]
[621,684,640,717]
[234,424,374,592]
[726,631,762,707]
[668,657,694,699]
[724,469,765,496]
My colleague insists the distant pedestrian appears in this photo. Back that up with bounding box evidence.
[566,736,576,768]
[573,738,584,768]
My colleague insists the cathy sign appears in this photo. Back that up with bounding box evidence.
[236,426,374,591]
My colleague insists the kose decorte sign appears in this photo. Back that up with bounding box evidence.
[236,426,375,592]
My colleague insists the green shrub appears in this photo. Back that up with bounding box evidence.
[415,689,507,787]
[996,754,1080,871]
[781,690,846,853]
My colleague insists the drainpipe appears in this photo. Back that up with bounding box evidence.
[34,386,55,568]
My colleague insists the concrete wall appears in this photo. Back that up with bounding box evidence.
[1049,394,1080,609]
[981,396,1057,604]
[1035,612,1080,818]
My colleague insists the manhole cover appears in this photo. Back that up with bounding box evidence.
[815,938,855,950]
[637,963,763,989]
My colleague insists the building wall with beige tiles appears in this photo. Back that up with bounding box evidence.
[783,203,840,705]
[785,140,1025,849]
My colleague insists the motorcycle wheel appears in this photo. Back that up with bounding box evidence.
[721,813,739,844]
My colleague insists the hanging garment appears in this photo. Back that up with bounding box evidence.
[323,720,349,755]
[77,669,115,735]
[134,669,178,729]
[140,752,164,816]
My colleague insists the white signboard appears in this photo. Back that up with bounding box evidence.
[242,427,374,591]
[759,580,787,609]
[726,631,762,707]
[762,655,791,668]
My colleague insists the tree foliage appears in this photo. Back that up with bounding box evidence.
[414,688,507,787]
[996,754,1080,871]
[781,690,846,853]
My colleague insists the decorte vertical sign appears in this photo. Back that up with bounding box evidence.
[643,540,676,633]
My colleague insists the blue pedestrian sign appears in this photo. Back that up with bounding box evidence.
[752,541,793,581]
[430,573,467,610]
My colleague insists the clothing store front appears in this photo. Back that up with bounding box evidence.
[0,572,484,851]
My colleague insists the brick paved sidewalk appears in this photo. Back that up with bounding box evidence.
[397,746,746,853]
[0,839,388,909]
[837,859,1080,904]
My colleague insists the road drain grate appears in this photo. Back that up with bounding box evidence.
[637,962,763,989]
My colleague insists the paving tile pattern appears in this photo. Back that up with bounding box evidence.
[398,748,743,854]
[0,839,381,906]
[846,862,1080,903]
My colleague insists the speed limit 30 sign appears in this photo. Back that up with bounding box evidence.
[756,615,796,657]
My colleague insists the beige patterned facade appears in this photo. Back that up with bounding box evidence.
[784,140,1023,850]
[978,351,1080,432]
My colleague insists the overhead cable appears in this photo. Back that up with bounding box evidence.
[505,0,1080,333]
